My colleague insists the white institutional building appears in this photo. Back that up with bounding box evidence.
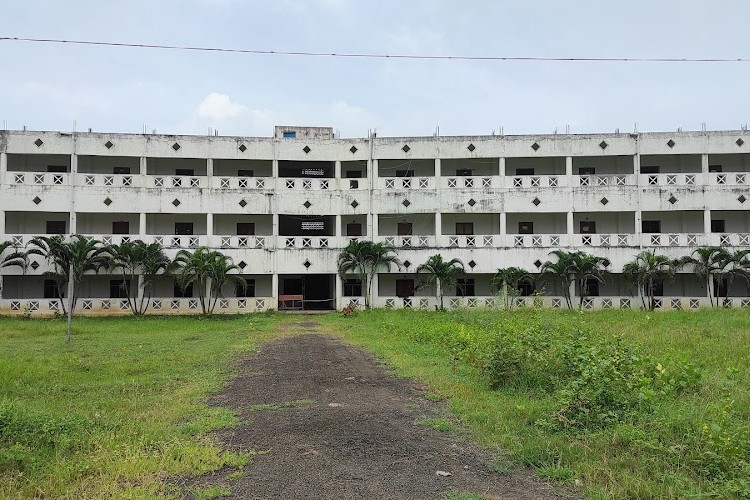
[1,125,749,315]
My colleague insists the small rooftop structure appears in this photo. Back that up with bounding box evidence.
[274,126,334,140]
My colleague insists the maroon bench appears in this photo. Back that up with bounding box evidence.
[278,294,304,311]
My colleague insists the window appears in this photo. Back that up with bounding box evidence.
[640,165,660,174]
[174,282,193,298]
[46,220,66,234]
[47,165,67,173]
[113,167,131,175]
[43,280,61,299]
[343,279,362,297]
[237,169,254,177]
[642,220,661,234]
[518,279,535,297]
[175,168,194,176]
[711,219,726,233]
[110,279,130,299]
[175,222,194,235]
[283,131,297,139]
[345,170,362,178]
[456,169,473,176]
[708,165,723,173]
[647,279,664,297]
[397,222,413,236]
[237,223,255,236]
[713,277,728,297]
[455,222,474,235]
[518,222,534,234]
[395,169,414,178]
[515,168,534,176]
[349,180,359,189]
[346,223,363,237]
[578,167,595,175]
[579,221,597,234]
[584,278,600,297]
[395,279,414,298]
[236,279,256,298]
[112,221,129,235]
[456,278,475,297]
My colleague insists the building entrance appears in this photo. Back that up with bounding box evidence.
[279,274,335,311]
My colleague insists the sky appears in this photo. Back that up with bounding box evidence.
[1,0,749,138]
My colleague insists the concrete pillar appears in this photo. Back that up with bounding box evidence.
[206,158,214,181]
[0,152,7,186]
[139,213,147,240]
[271,273,279,310]
[272,213,279,238]
[206,213,214,246]
[371,213,379,239]
[372,159,379,183]
[567,211,574,246]
[499,212,507,247]
[434,158,441,178]
[634,211,642,247]
[0,211,5,236]
[701,153,709,176]
[272,159,279,178]
[335,274,343,310]
[435,212,442,238]
[69,154,78,234]
[704,209,712,235]
[335,215,342,246]
[565,156,573,187]
[633,154,639,176]
[140,157,148,176]
[498,157,506,187]
[334,160,341,179]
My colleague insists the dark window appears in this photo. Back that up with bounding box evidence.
[456,169,473,176]
[237,169,254,177]
[112,221,129,234]
[584,278,600,297]
[515,168,534,176]
[175,168,194,176]
[345,170,362,178]
[713,277,728,297]
[642,220,661,233]
[47,165,67,173]
[518,278,535,297]
[518,222,534,234]
[46,220,66,234]
[237,223,255,236]
[349,179,359,189]
[346,223,363,237]
[343,279,362,297]
[711,219,726,233]
[708,165,723,173]
[648,279,664,297]
[578,167,596,175]
[397,222,413,236]
[283,131,297,139]
[455,222,474,235]
[236,279,256,298]
[175,222,194,235]
[456,278,475,297]
[579,221,597,234]
[395,169,414,178]
[283,278,303,295]
[395,279,414,298]
[640,165,660,174]
[174,282,193,298]
[113,167,131,175]
[43,279,61,299]
[110,279,130,299]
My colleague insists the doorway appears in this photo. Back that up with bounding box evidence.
[279,274,335,311]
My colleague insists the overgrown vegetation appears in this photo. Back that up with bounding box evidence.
[0,314,281,497]
[323,309,750,498]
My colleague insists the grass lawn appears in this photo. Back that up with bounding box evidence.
[0,313,281,498]
[322,309,750,499]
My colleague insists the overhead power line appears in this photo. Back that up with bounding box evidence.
[1,36,748,63]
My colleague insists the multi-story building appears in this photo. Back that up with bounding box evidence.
[1,125,749,315]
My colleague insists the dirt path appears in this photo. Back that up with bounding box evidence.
[202,320,568,499]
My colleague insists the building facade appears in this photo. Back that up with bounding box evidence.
[1,126,749,315]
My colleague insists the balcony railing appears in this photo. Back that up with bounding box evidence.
[573,233,634,247]
[707,233,750,247]
[82,173,139,188]
[278,236,338,249]
[643,233,704,247]
[379,177,434,190]
[380,235,435,248]
[142,235,209,249]
[11,172,69,186]
[509,175,563,188]
[707,172,748,186]
[442,176,494,189]
[212,176,270,190]
[440,234,497,248]
[640,173,701,187]
[0,297,272,316]
[577,174,634,187]
[510,234,565,248]
[216,235,269,249]
[152,176,207,188]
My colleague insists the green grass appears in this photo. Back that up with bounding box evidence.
[416,417,455,432]
[321,308,750,499]
[0,314,281,498]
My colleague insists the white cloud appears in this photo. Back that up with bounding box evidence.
[327,100,375,137]
[197,92,245,120]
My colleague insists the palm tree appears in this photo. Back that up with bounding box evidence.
[337,240,400,309]
[540,250,576,309]
[679,246,725,307]
[716,249,750,303]
[415,254,464,310]
[0,241,28,297]
[491,266,531,311]
[27,235,110,343]
[571,251,609,307]
[623,250,678,311]
[171,247,244,314]
[108,240,171,315]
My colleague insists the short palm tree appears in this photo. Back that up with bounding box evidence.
[716,249,750,303]
[337,240,400,308]
[415,254,464,310]
[679,246,725,307]
[171,247,244,314]
[27,235,110,342]
[571,251,609,307]
[108,240,171,315]
[623,250,678,311]
[0,241,28,297]
[540,250,576,309]
[491,266,531,310]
